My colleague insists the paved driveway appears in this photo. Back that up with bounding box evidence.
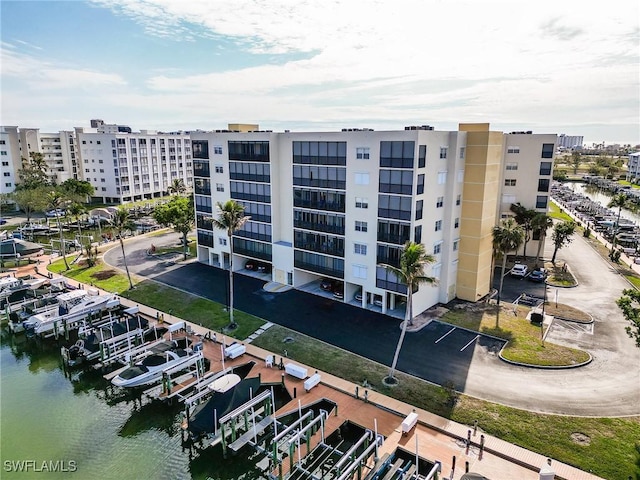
[104,231,640,416]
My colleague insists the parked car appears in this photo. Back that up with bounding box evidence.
[45,209,66,218]
[354,289,363,302]
[529,268,547,283]
[320,278,334,291]
[245,260,258,270]
[373,295,383,307]
[510,263,528,278]
[0,218,6,225]
[245,260,271,273]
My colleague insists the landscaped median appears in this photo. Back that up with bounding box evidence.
[442,303,591,367]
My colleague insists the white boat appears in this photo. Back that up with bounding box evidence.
[23,289,120,337]
[111,342,197,388]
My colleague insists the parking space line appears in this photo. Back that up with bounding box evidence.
[460,335,480,351]
[435,327,456,344]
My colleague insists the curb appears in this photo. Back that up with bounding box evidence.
[498,349,593,369]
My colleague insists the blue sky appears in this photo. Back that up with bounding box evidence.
[1,0,638,145]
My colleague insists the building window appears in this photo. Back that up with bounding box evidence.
[456,194,461,206]
[418,145,426,168]
[538,178,550,192]
[1,161,8,166]
[432,263,441,279]
[502,194,517,204]
[101,178,105,182]
[437,171,447,184]
[356,147,370,159]
[3,172,10,177]
[215,165,224,173]
[216,183,224,192]
[0,140,5,144]
[355,197,368,209]
[379,170,413,194]
[539,162,552,175]
[536,195,548,209]
[353,264,367,279]
[436,196,444,208]
[213,145,223,155]
[416,200,423,220]
[435,220,442,231]
[439,147,448,159]
[5,182,12,187]
[219,237,227,246]
[417,174,425,195]
[355,172,370,185]
[454,217,459,228]
[0,151,7,155]
[541,143,554,158]
[192,140,209,159]
[380,141,415,168]
[506,163,518,170]
[453,239,459,251]
[354,243,367,255]
[507,146,520,154]
[433,242,442,255]
[457,169,464,182]
[355,221,368,232]
[459,147,465,159]
[504,179,517,186]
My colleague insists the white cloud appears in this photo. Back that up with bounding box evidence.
[1,47,127,90]
[4,0,639,143]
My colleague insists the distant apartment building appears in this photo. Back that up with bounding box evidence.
[75,128,193,203]
[627,152,640,181]
[556,134,583,150]
[192,123,556,317]
[0,126,78,196]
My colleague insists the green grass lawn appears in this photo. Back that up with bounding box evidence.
[548,201,574,222]
[441,305,590,366]
[121,280,263,340]
[251,325,640,480]
[48,255,133,292]
[624,274,640,290]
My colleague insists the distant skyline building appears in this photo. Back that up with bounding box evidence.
[191,123,556,317]
[556,134,584,150]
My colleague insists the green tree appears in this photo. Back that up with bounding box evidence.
[608,193,631,252]
[112,207,136,289]
[551,221,576,264]
[211,200,250,329]
[492,218,524,307]
[531,213,554,265]
[11,186,48,223]
[588,165,603,176]
[153,195,195,260]
[167,178,187,196]
[46,190,69,271]
[379,242,437,383]
[67,202,86,236]
[60,179,95,203]
[510,203,537,261]
[553,169,568,181]
[616,289,640,348]
[570,151,582,174]
[17,152,50,190]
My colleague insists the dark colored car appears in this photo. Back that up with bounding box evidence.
[529,268,547,283]
[245,260,271,273]
[320,278,334,291]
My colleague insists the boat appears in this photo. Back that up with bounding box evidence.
[23,289,121,337]
[111,340,197,388]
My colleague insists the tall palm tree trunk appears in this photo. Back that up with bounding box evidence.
[228,235,235,327]
[388,290,412,380]
[535,232,545,264]
[498,254,507,306]
[56,214,69,270]
[119,238,133,289]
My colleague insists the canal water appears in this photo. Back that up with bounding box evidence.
[564,181,640,224]
[0,331,263,480]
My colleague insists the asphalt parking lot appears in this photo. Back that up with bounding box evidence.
[492,268,547,303]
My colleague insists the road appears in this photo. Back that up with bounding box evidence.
[105,231,640,416]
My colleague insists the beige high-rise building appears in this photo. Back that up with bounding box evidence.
[192,122,556,316]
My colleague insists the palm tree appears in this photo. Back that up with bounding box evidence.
[492,218,524,306]
[112,207,136,289]
[531,213,553,265]
[380,242,437,384]
[46,190,69,271]
[510,203,537,261]
[67,202,86,237]
[608,193,630,252]
[211,200,250,329]
[168,178,187,196]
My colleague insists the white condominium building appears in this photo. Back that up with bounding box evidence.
[192,123,556,317]
[74,128,193,203]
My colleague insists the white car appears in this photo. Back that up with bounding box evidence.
[510,264,528,277]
